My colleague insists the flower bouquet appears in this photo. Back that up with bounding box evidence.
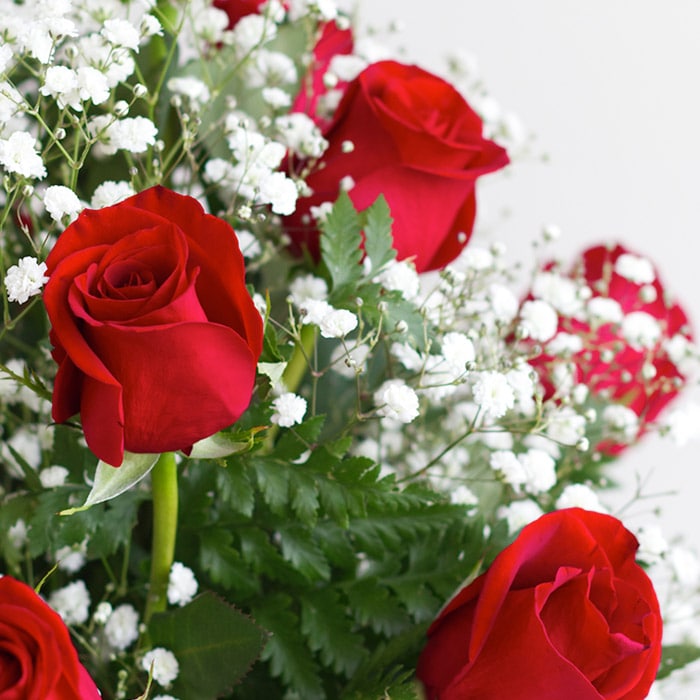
[1,1,700,698]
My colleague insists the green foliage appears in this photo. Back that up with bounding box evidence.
[149,592,267,699]
[657,644,700,680]
[320,192,364,298]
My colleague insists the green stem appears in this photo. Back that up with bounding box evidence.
[144,452,178,623]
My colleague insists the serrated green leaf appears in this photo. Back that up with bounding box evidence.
[149,592,266,699]
[60,452,159,514]
[289,470,320,526]
[321,192,363,296]
[362,194,396,275]
[274,415,325,461]
[199,529,259,595]
[239,527,294,581]
[346,579,410,636]
[657,644,700,680]
[217,464,255,517]
[253,459,290,514]
[254,594,325,700]
[300,588,367,676]
[278,524,330,582]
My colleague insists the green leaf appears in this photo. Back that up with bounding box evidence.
[254,594,325,700]
[199,529,259,596]
[59,452,159,514]
[149,592,267,700]
[346,579,411,636]
[216,464,255,518]
[320,192,363,297]
[278,524,330,582]
[657,644,700,679]
[189,430,256,459]
[252,459,290,514]
[289,469,320,526]
[300,588,367,676]
[362,194,396,275]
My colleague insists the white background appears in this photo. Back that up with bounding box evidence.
[358,1,700,549]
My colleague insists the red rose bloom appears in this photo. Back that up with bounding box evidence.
[417,509,662,700]
[44,186,263,466]
[0,576,100,699]
[526,244,692,453]
[285,60,509,272]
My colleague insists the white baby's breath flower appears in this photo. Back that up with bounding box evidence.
[48,580,91,625]
[55,541,87,573]
[290,274,328,306]
[374,379,420,423]
[105,603,140,650]
[518,448,556,494]
[472,371,515,419]
[102,18,141,50]
[319,308,357,338]
[235,229,262,258]
[4,257,49,304]
[93,601,113,625]
[662,402,700,446]
[487,283,519,323]
[621,311,661,350]
[275,112,327,158]
[0,131,46,179]
[546,332,583,356]
[258,171,297,215]
[39,464,69,488]
[555,484,607,512]
[497,499,544,535]
[531,271,583,316]
[441,332,475,374]
[490,450,527,489]
[262,86,292,108]
[544,405,586,446]
[167,562,199,607]
[602,404,639,443]
[636,524,668,565]
[105,116,158,154]
[328,53,367,82]
[614,253,655,284]
[271,392,307,427]
[299,298,333,326]
[231,13,277,54]
[7,519,28,549]
[374,259,420,301]
[142,647,180,687]
[518,299,558,342]
[44,185,82,224]
[91,180,135,208]
[167,76,211,105]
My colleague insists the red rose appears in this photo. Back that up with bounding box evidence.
[285,60,509,272]
[212,0,266,29]
[417,509,662,700]
[526,244,692,453]
[0,576,100,699]
[44,186,263,466]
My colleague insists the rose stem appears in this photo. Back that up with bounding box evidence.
[144,451,178,623]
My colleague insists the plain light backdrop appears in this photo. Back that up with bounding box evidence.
[357,1,700,548]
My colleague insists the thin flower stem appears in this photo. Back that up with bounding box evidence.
[144,452,178,623]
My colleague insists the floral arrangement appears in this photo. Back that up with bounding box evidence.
[1,1,700,698]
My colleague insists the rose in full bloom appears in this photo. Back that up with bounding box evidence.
[0,576,101,698]
[44,186,263,466]
[285,60,509,272]
[525,244,693,453]
[417,508,662,699]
